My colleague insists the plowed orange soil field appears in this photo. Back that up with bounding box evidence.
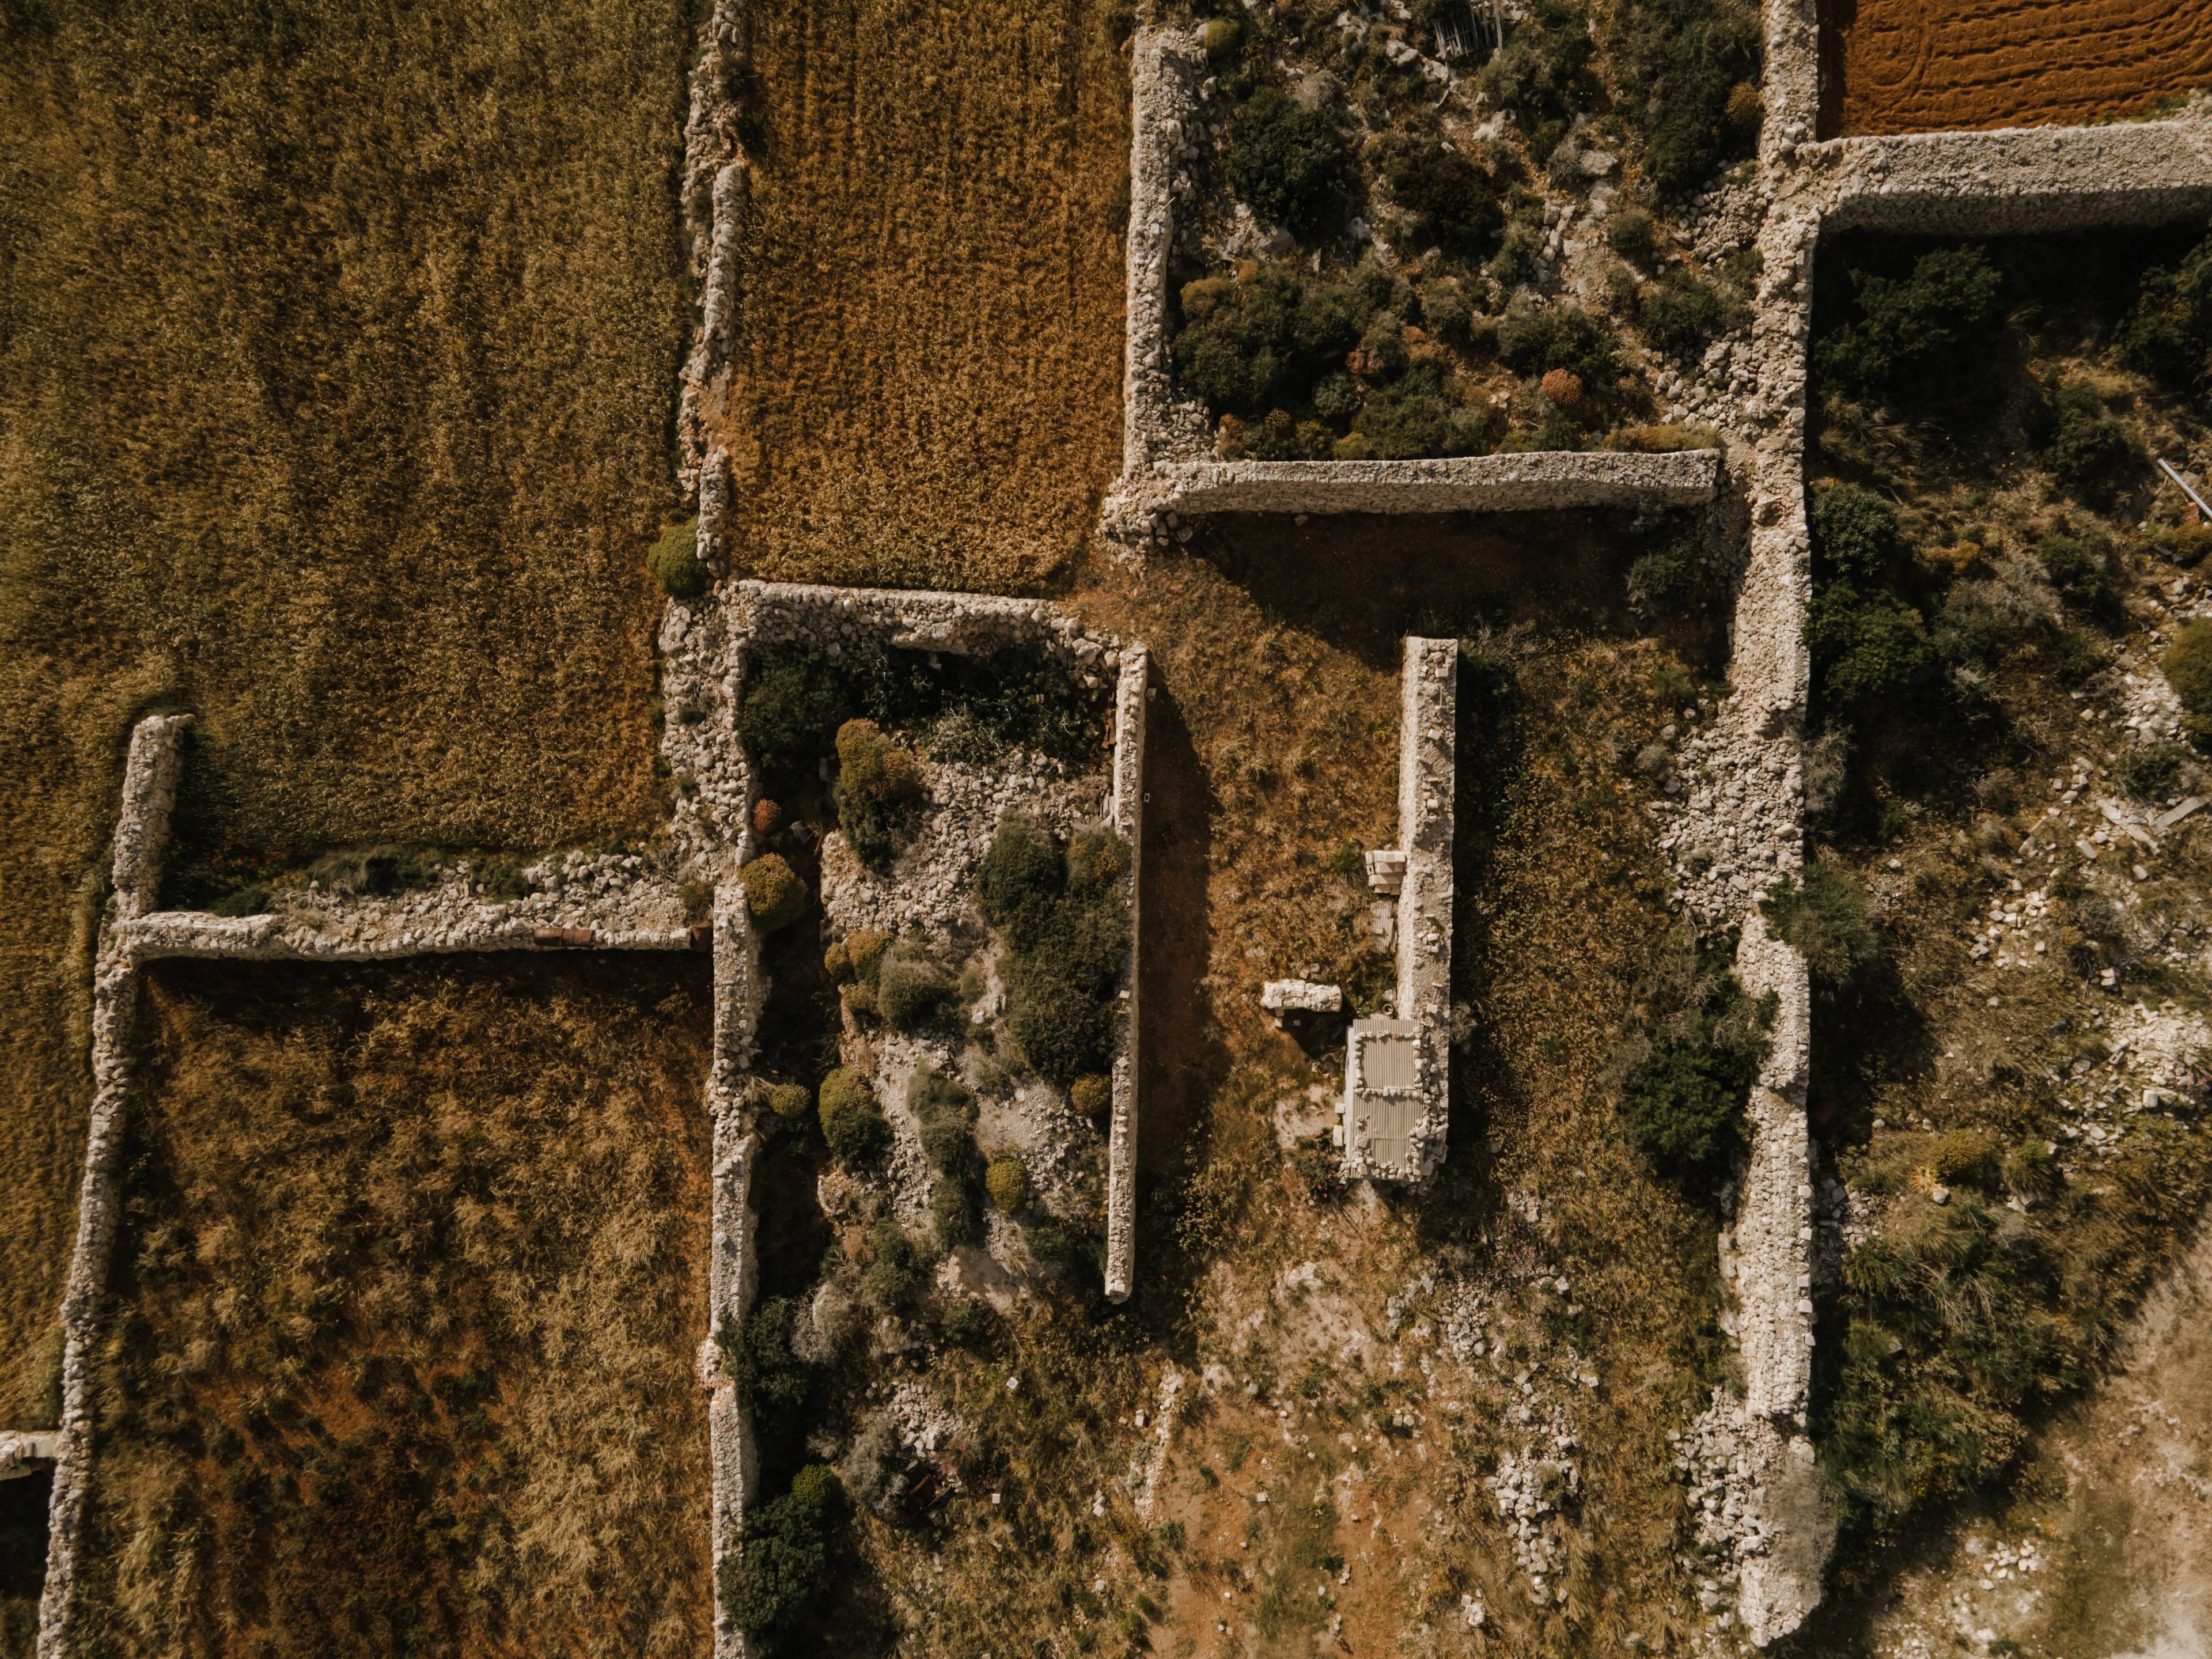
[1820,0,2212,137]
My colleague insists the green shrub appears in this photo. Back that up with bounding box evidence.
[1760,863,1878,991]
[2044,381,2143,510]
[939,1298,999,1350]
[1067,826,1130,894]
[818,1069,889,1169]
[1224,86,1353,240]
[737,654,850,786]
[985,1157,1028,1213]
[1813,247,2004,402]
[719,1465,846,1655]
[210,882,272,918]
[861,1219,927,1313]
[1418,278,1474,343]
[719,1297,814,1445]
[2165,619,2212,715]
[2118,230,2212,393]
[1807,586,1937,711]
[1497,298,1622,394]
[1241,409,1335,460]
[977,813,1064,945]
[1352,384,1453,459]
[2119,742,2188,801]
[764,1082,814,1133]
[1007,957,1118,1086]
[1622,969,1775,1184]
[1380,135,1500,255]
[1627,537,1700,612]
[648,516,708,600]
[877,958,953,1031]
[1605,0,1760,196]
[2034,531,2121,624]
[1809,483,1904,584]
[739,854,807,933]
[931,1178,981,1251]
[1477,0,1594,148]
[824,927,888,983]
[1637,270,1732,359]
[832,718,923,870]
[1608,209,1656,264]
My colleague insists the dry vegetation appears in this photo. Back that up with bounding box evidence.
[714,1,1130,592]
[1779,228,2212,1647]
[65,956,713,1659]
[0,0,690,1426]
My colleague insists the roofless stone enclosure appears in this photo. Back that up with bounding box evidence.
[38,578,1146,1658]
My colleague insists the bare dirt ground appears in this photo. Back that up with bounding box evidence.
[1818,0,2212,137]
[714,1,1130,593]
[66,956,714,1659]
[0,0,690,1426]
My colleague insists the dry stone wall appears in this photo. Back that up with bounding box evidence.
[1342,638,1456,1184]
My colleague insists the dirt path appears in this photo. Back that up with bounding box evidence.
[1819,0,2212,137]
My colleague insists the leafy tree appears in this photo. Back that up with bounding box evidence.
[1813,247,2004,401]
[1224,87,1353,239]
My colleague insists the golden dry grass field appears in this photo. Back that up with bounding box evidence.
[0,0,691,1426]
[712,0,1131,593]
[69,956,714,1659]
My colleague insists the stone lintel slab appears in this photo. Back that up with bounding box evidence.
[1147,450,1722,517]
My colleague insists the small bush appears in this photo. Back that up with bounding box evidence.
[719,1297,814,1445]
[862,1219,927,1313]
[1622,967,1776,1184]
[1637,270,1733,359]
[720,1465,846,1655]
[2119,230,2212,394]
[1478,0,1594,146]
[2044,381,2144,510]
[819,1069,889,1169]
[1608,209,1656,263]
[878,958,953,1031]
[1497,298,1622,395]
[737,654,850,786]
[1809,484,1904,585]
[1605,0,1759,196]
[2034,531,2122,625]
[1760,863,1878,991]
[2118,742,2188,801]
[1813,247,2004,402]
[648,516,708,600]
[1224,86,1353,240]
[2165,619,2212,716]
[940,1298,999,1351]
[931,1178,981,1250]
[833,719,923,870]
[210,883,272,918]
[985,1157,1028,1213]
[824,928,888,983]
[977,813,1065,945]
[1806,586,1937,711]
[1627,536,1700,612]
[739,854,807,933]
[763,1082,814,1133]
[1380,135,1501,255]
